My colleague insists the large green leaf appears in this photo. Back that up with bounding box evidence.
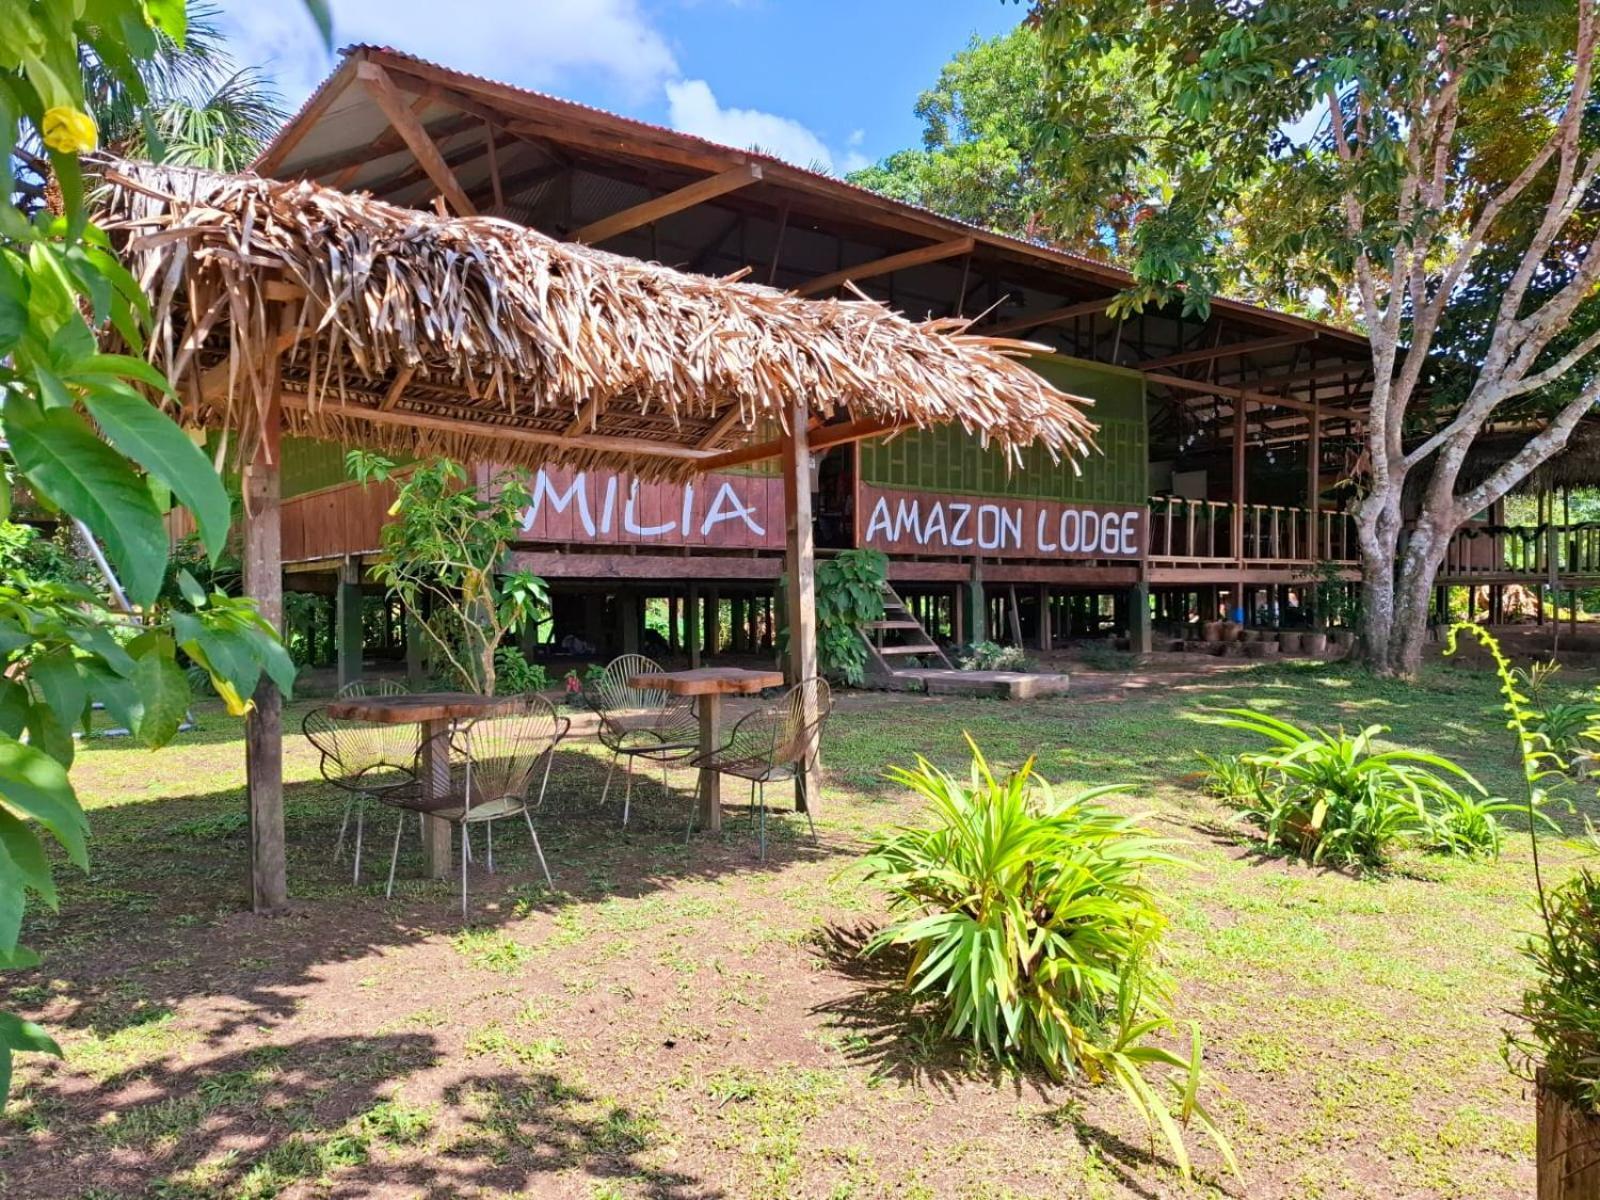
[0,733,87,869]
[0,807,56,912]
[79,382,231,557]
[128,649,190,748]
[5,403,168,605]
[27,648,86,732]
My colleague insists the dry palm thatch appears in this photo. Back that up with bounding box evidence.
[94,156,1098,480]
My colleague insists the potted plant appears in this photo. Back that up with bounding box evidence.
[1516,864,1600,1199]
[1279,630,1304,654]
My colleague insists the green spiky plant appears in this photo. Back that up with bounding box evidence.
[1447,625,1600,1120]
[861,737,1236,1181]
[1199,709,1507,865]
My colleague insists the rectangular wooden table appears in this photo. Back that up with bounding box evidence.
[628,667,783,833]
[326,692,528,879]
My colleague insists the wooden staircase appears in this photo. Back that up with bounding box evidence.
[858,583,1072,700]
[861,584,953,675]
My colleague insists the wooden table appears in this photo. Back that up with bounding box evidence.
[629,667,783,833]
[326,692,527,879]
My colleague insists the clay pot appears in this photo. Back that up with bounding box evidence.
[1301,632,1328,655]
[1244,641,1279,658]
[1537,1075,1600,1199]
[1278,632,1303,654]
[1201,620,1223,643]
[1221,620,1242,642]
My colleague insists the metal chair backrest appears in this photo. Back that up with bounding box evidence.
[769,677,833,769]
[586,654,673,722]
[337,678,410,698]
[304,706,413,785]
[451,695,568,816]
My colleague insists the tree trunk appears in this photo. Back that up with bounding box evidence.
[1356,483,1454,678]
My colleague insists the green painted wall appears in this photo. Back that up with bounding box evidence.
[857,353,1147,505]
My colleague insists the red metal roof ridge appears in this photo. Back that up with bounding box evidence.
[254,43,1367,351]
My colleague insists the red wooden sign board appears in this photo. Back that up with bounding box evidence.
[514,467,784,550]
[858,484,1147,560]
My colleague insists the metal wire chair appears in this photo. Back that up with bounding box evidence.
[303,705,420,882]
[336,678,411,699]
[583,654,699,827]
[689,677,832,859]
[381,694,569,915]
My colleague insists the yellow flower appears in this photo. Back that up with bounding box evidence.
[41,105,97,154]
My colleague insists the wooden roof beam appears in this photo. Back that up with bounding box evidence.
[571,163,764,246]
[795,237,974,298]
[277,392,712,462]
[1133,332,1315,371]
[982,298,1112,338]
[357,61,477,216]
[1144,371,1362,420]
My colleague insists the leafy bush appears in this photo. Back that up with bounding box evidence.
[958,640,1029,672]
[1530,700,1600,759]
[861,740,1234,1180]
[493,646,549,694]
[1195,751,1266,804]
[1200,709,1504,865]
[782,549,887,686]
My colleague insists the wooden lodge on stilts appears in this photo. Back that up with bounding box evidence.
[99,45,1600,907]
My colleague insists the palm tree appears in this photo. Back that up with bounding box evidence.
[14,4,286,213]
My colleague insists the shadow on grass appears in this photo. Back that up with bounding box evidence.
[3,1030,712,1200]
[18,720,850,1047]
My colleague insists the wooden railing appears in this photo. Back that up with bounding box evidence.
[1440,523,1600,580]
[1146,498,1358,564]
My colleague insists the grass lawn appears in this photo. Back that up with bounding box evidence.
[2,656,1591,1199]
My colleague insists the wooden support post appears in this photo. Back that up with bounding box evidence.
[687,584,702,668]
[620,592,640,655]
[243,312,289,913]
[953,583,965,645]
[964,557,986,645]
[335,557,363,693]
[781,400,818,813]
[667,594,679,655]
[1129,581,1152,655]
[1233,397,1247,605]
[705,589,719,658]
[1037,584,1052,652]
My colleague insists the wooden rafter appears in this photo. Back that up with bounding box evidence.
[570,163,763,245]
[982,298,1111,338]
[563,394,603,436]
[1144,371,1361,420]
[275,392,712,461]
[357,61,477,216]
[1133,332,1314,371]
[695,403,750,450]
[794,237,973,298]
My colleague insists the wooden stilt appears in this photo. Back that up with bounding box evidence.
[243,310,289,913]
[336,556,363,692]
[781,400,818,813]
[687,584,702,668]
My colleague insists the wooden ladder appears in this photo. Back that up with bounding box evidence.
[860,583,953,674]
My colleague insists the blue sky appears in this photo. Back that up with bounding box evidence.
[216,1,1022,174]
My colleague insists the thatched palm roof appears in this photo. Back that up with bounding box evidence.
[97,158,1097,480]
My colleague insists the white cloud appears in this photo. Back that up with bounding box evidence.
[666,78,837,172]
[216,0,679,109]
[840,127,870,174]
